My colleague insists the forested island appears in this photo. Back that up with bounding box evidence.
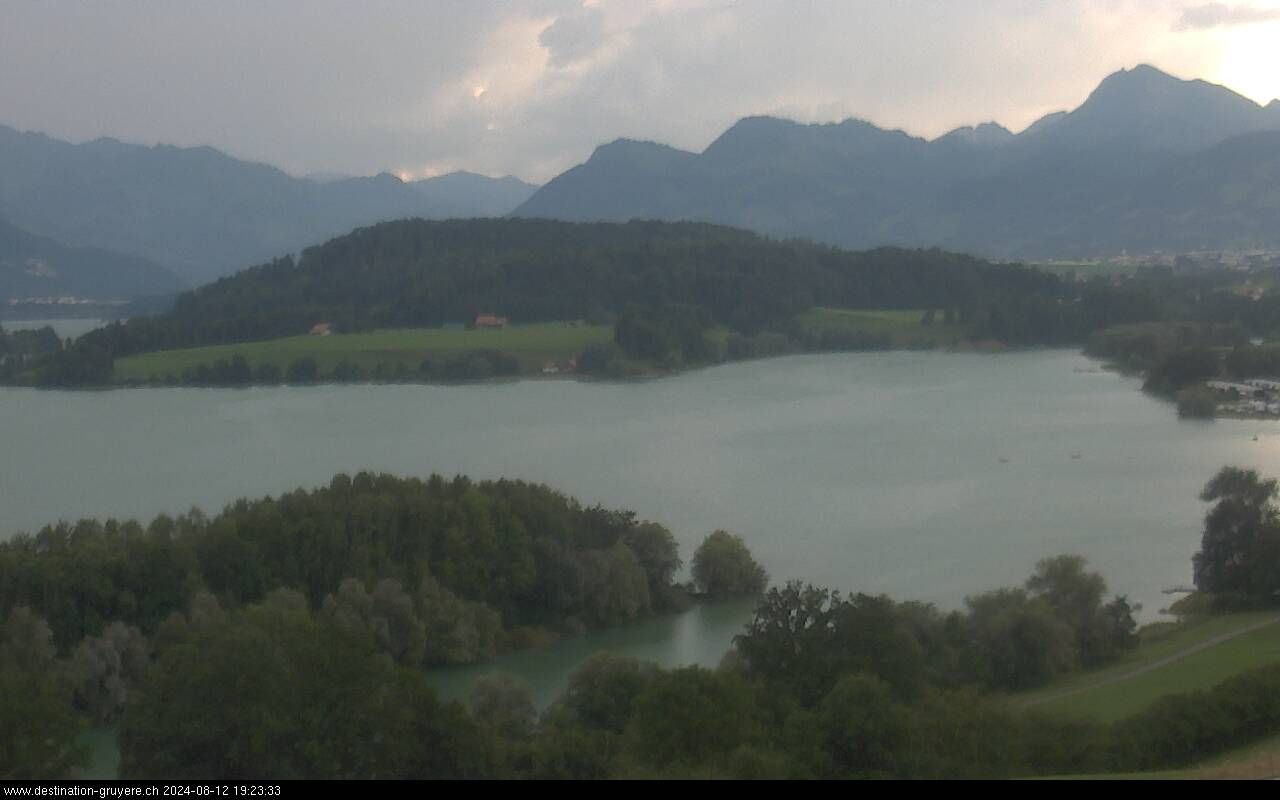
[5,465,1280,778]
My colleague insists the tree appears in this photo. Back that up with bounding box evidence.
[576,342,627,377]
[553,652,659,734]
[620,521,683,610]
[626,666,760,769]
[468,672,537,740]
[322,577,426,666]
[1143,347,1220,395]
[574,541,652,626]
[68,621,150,724]
[0,608,86,779]
[690,530,768,599]
[1194,466,1280,604]
[417,576,501,666]
[734,582,837,705]
[285,357,318,383]
[1176,386,1217,418]
[120,590,492,778]
[1025,555,1138,667]
[963,589,1076,690]
[816,674,910,778]
[733,583,933,706]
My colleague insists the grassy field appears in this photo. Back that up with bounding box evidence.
[1016,612,1280,723]
[113,322,613,383]
[797,307,968,348]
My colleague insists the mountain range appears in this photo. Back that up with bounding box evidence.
[3,63,1278,303]
[516,65,1280,259]
[0,125,538,288]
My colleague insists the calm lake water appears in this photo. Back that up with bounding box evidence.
[4,349,1280,706]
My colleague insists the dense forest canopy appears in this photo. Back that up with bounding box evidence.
[0,472,692,661]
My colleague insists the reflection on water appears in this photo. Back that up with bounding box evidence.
[427,599,758,708]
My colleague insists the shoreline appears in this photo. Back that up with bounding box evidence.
[4,340,1068,392]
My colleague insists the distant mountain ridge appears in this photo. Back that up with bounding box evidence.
[516,65,1280,258]
[0,126,539,285]
[0,218,185,306]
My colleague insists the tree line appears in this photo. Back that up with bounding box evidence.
[0,473,773,659]
[0,323,61,381]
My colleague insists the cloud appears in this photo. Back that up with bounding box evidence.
[0,1,1253,183]
[1174,2,1280,30]
[539,6,609,67]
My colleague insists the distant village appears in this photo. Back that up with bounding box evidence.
[1037,249,1280,284]
[1206,378,1280,417]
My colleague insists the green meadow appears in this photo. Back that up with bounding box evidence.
[1017,611,1280,723]
[797,307,968,348]
[112,322,613,382]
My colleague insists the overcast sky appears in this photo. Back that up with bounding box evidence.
[3,1,1279,183]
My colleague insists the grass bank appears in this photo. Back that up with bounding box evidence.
[1017,611,1280,722]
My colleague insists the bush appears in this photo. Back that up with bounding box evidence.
[691,531,768,599]
[1108,664,1280,771]
[285,357,318,383]
[1176,386,1217,418]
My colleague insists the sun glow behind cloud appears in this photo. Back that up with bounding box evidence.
[1214,21,1280,103]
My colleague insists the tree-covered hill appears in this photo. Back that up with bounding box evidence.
[67,217,1072,360]
[23,215,1280,388]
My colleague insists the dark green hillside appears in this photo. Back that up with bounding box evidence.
[67,218,1071,362]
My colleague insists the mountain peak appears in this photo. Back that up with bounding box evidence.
[587,138,694,166]
[1026,64,1273,152]
[937,121,1014,147]
[1089,63,1258,108]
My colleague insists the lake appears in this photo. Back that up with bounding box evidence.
[4,349,1279,705]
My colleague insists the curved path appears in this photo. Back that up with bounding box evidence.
[1020,613,1280,708]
